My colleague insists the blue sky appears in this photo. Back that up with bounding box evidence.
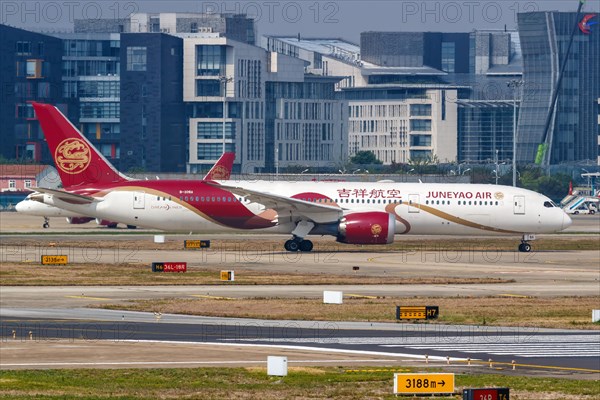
[2,0,598,42]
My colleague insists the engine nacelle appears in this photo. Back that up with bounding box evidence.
[337,212,395,245]
[66,217,94,224]
[95,219,119,228]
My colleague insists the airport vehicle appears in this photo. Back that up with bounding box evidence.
[560,192,599,215]
[24,102,571,252]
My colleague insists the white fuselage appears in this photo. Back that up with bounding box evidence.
[35,181,571,236]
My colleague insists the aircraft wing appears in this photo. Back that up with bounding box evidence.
[32,187,102,205]
[209,183,343,224]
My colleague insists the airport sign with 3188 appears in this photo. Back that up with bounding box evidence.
[394,373,454,395]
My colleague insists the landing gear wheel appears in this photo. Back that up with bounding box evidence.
[518,243,531,253]
[42,222,49,229]
[299,240,313,252]
[287,240,300,252]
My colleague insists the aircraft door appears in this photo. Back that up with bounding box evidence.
[513,195,525,215]
[133,192,145,209]
[408,194,420,213]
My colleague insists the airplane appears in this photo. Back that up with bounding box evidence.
[23,102,572,253]
[15,149,235,229]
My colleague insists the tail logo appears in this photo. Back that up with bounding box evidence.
[210,165,230,180]
[55,138,91,174]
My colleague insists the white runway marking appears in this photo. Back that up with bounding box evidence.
[225,334,600,358]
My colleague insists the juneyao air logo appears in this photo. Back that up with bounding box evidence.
[55,138,91,174]
[371,223,382,236]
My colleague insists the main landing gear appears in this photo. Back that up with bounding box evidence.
[284,237,314,252]
[42,217,50,229]
[518,234,535,253]
[284,220,315,252]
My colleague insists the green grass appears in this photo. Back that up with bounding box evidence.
[0,367,599,399]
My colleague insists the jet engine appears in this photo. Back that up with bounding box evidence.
[66,217,94,224]
[337,212,395,245]
[95,219,119,228]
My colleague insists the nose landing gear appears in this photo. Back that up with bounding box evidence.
[518,234,536,252]
[518,242,531,252]
[42,217,50,229]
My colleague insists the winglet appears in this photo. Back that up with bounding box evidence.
[31,102,129,188]
[203,152,235,181]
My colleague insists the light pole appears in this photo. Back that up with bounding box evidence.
[582,169,591,189]
[219,76,233,155]
[494,149,499,185]
[508,79,523,187]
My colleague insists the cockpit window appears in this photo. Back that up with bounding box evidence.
[543,201,555,208]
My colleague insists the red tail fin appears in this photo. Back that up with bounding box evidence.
[203,152,235,181]
[32,102,129,188]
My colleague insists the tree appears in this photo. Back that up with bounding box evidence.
[350,151,382,165]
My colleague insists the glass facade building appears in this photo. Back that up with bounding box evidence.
[457,100,516,163]
[517,12,600,164]
[0,25,63,163]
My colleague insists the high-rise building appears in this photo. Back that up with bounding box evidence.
[183,35,347,173]
[53,33,122,167]
[120,33,186,172]
[517,11,600,164]
[0,25,63,163]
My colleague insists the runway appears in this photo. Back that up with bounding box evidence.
[1,309,599,375]
[1,213,599,377]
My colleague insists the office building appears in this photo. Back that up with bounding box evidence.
[51,32,122,167]
[184,35,347,173]
[120,33,186,172]
[264,32,519,164]
[0,25,63,163]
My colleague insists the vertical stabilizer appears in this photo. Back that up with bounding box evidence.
[32,102,129,188]
[203,152,235,181]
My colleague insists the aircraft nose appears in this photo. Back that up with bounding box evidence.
[15,201,27,212]
[562,212,572,230]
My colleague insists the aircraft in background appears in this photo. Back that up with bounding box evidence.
[15,143,235,229]
[23,102,571,253]
[15,198,126,229]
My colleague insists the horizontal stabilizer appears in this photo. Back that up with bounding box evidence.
[32,187,101,205]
